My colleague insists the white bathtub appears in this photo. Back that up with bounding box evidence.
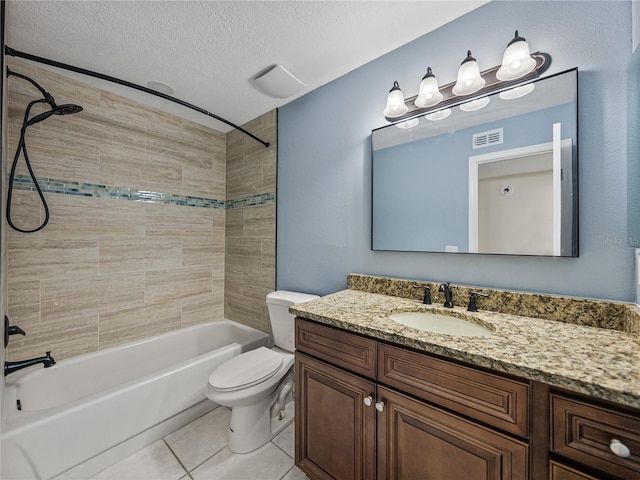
[1,320,270,480]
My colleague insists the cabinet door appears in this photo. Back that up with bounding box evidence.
[295,352,376,480]
[377,386,528,480]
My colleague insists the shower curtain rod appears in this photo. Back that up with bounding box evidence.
[5,46,270,148]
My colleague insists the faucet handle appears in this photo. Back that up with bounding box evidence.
[467,291,490,312]
[4,316,26,348]
[412,284,431,304]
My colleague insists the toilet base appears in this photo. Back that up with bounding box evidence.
[227,374,295,454]
[228,399,294,454]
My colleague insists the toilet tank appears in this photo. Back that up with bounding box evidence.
[266,291,319,352]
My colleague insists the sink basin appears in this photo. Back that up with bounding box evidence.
[388,311,493,337]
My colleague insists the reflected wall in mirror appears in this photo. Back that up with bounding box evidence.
[372,69,578,256]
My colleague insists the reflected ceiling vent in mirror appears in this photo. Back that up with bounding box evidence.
[472,128,503,149]
[252,65,306,99]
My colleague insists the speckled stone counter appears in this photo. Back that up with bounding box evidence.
[290,288,640,409]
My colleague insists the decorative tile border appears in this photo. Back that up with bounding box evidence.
[10,175,275,209]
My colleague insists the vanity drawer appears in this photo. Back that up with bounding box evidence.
[295,318,377,379]
[378,343,529,438]
[551,393,640,478]
[549,460,600,480]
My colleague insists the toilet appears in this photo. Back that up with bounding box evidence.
[206,290,319,453]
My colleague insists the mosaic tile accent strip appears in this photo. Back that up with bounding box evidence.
[11,175,275,209]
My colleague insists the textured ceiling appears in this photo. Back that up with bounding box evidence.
[6,1,487,133]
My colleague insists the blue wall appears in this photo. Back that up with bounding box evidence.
[277,1,636,301]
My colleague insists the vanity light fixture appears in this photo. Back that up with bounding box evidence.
[425,108,451,121]
[395,118,420,129]
[383,81,409,118]
[452,51,485,96]
[499,83,535,100]
[496,31,537,81]
[459,96,490,112]
[382,30,550,122]
[415,67,443,108]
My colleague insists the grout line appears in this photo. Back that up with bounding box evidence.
[270,438,294,460]
[187,445,227,474]
[163,438,191,478]
[279,465,296,480]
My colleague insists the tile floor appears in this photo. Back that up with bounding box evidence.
[89,407,309,480]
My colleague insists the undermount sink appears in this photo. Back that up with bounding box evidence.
[388,310,494,337]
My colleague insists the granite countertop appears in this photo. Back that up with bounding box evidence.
[290,289,640,409]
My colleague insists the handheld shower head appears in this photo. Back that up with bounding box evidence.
[26,103,83,126]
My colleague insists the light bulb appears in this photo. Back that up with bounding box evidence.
[383,81,408,118]
[415,67,443,108]
[496,31,537,81]
[452,51,485,96]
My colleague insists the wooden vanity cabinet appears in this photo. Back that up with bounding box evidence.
[550,392,640,479]
[295,318,530,480]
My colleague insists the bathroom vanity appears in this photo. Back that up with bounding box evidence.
[292,275,640,480]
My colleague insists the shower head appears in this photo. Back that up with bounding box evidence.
[26,103,83,126]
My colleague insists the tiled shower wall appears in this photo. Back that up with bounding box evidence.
[5,59,229,361]
[224,111,276,333]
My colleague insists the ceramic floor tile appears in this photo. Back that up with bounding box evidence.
[281,466,310,480]
[191,443,293,480]
[272,422,294,458]
[89,440,185,480]
[164,406,231,471]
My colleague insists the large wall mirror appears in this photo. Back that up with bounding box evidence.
[372,69,578,256]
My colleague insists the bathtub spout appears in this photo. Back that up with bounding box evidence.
[5,351,56,376]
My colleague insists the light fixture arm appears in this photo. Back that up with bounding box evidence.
[5,46,270,148]
[384,51,550,122]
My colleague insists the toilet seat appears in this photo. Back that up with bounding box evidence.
[208,347,284,392]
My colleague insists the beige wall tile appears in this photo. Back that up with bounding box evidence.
[99,300,181,349]
[99,236,182,274]
[9,236,99,282]
[144,203,214,237]
[6,316,99,362]
[183,236,224,267]
[145,267,213,304]
[181,293,224,327]
[41,273,145,323]
[46,195,146,237]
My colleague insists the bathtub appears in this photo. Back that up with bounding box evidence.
[1,320,270,480]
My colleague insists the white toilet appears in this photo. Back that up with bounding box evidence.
[206,290,318,453]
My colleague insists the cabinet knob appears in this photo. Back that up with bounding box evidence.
[375,401,385,412]
[610,439,631,458]
[363,396,373,407]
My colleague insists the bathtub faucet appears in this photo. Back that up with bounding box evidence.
[4,351,56,376]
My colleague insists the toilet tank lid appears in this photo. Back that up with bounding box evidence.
[266,290,319,306]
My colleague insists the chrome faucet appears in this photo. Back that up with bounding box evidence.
[5,351,56,376]
[438,282,454,308]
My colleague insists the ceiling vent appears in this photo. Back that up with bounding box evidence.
[252,65,306,99]
[472,128,503,149]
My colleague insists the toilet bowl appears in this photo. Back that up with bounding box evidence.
[205,290,318,454]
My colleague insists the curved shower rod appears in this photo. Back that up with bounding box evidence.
[5,46,270,148]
